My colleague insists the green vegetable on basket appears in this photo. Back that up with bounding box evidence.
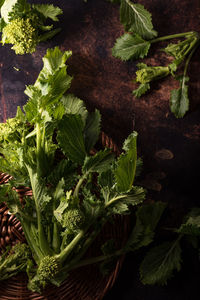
[0,47,166,293]
[0,0,62,54]
[111,0,200,118]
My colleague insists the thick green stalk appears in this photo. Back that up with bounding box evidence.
[67,249,124,272]
[183,40,200,77]
[20,219,43,263]
[150,31,197,44]
[73,173,87,199]
[63,219,107,269]
[52,221,61,253]
[57,229,86,264]
[35,122,51,256]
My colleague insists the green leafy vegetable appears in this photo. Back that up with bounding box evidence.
[140,240,182,285]
[0,243,31,280]
[112,33,151,61]
[120,0,157,40]
[170,75,189,118]
[0,0,62,54]
[140,206,200,285]
[0,47,163,293]
[111,0,200,117]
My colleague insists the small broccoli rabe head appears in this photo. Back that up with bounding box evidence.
[63,208,86,233]
[2,17,38,54]
[28,256,59,293]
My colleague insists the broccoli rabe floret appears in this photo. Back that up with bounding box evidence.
[0,243,31,280]
[2,17,38,54]
[63,208,86,232]
[28,256,59,292]
[0,0,62,54]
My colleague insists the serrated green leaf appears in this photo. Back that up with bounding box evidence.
[178,207,200,236]
[84,109,101,153]
[170,75,189,118]
[48,159,78,189]
[140,240,182,285]
[24,47,72,120]
[39,68,72,108]
[133,83,150,97]
[120,0,157,40]
[114,132,137,192]
[38,47,72,76]
[125,202,166,251]
[57,114,86,165]
[61,94,88,124]
[82,149,114,174]
[112,33,150,61]
[98,169,114,190]
[107,186,145,215]
[33,4,63,21]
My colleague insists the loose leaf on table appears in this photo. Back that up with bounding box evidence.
[178,208,200,236]
[114,131,137,192]
[170,75,189,118]
[133,82,150,97]
[112,33,151,61]
[140,240,182,285]
[120,0,157,40]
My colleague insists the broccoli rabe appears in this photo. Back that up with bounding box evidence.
[0,243,31,280]
[0,0,62,54]
[0,47,165,293]
[63,208,86,233]
[28,256,59,292]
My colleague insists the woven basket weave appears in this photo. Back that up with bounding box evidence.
[0,132,129,300]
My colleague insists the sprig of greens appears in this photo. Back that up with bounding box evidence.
[140,207,200,285]
[111,0,200,118]
[0,47,165,293]
[0,0,62,54]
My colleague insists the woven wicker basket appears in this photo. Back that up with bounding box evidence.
[0,132,129,300]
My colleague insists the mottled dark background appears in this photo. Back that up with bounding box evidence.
[0,0,200,299]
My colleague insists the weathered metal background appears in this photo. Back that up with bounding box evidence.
[0,0,200,299]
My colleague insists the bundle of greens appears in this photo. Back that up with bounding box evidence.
[0,47,166,293]
[0,0,62,54]
[111,0,200,118]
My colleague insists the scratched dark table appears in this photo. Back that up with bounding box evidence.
[0,0,200,299]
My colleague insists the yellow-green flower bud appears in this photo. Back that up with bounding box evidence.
[136,65,170,84]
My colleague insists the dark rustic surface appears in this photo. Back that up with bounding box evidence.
[0,0,200,299]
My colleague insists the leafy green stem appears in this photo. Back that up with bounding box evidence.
[20,219,43,262]
[73,174,87,199]
[58,229,86,264]
[105,194,127,208]
[67,248,124,271]
[150,32,197,44]
[182,39,200,78]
